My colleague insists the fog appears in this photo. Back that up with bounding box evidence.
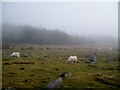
[0,2,2,49]
[2,2,118,37]
[1,2,118,48]
[2,23,118,48]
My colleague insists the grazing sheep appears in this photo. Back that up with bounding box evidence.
[109,48,112,51]
[10,52,20,58]
[45,72,71,89]
[67,56,77,63]
[98,47,101,50]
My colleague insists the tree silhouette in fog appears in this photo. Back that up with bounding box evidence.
[2,23,80,45]
[2,23,117,49]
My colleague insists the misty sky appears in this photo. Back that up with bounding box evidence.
[2,2,118,37]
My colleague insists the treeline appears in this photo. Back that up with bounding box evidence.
[2,23,117,48]
[2,23,81,45]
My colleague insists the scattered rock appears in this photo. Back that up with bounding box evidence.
[12,61,35,64]
[30,74,34,77]
[34,86,41,90]
[96,73,103,76]
[4,87,16,90]
[4,62,11,65]
[21,54,30,58]
[26,46,33,50]
[60,72,72,78]
[41,62,45,64]
[55,68,60,71]
[24,79,32,83]
[19,67,25,70]
[9,72,16,74]
[41,78,47,82]
[42,80,47,82]
[3,58,10,61]
[46,47,50,50]
[89,64,98,67]
[68,84,73,86]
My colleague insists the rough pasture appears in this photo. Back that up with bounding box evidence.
[2,44,119,89]
[0,50,2,89]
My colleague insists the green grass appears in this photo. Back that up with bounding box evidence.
[0,50,2,89]
[2,45,120,89]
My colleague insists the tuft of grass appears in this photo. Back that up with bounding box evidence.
[94,73,120,87]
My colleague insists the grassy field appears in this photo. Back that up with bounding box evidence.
[0,50,2,89]
[2,44,120,89]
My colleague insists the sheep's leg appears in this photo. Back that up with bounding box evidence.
[75,61,77,64]
[67,60,69,64]
[76,60,77,63]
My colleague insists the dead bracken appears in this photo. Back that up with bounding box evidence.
[94,73,120,87]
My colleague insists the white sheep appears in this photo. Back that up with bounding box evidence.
[109,48,112,51]
[10,52,20,58]
[98,47,101,50]
[67,56,77,63]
